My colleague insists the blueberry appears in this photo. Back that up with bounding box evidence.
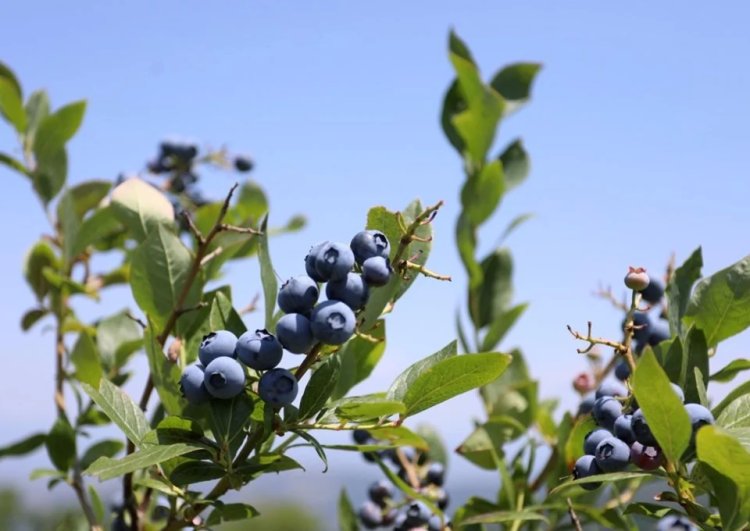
[641,278,665,304]
[434,487,449,510]
[382,508,398,526]
[198,330,238,366]
[623,312,651,344]
[353,429,372,445]
[615,360,631,381]
[593,396,623,431]
[428,514,444,531]
[179,363,210,404]
[426,462,445,486]
[313,241,355,281]
[630,442,663,470]
[573,455,601,490]
[236,329,283,370]
[648,324,670,346]
[305,242,329,282]
[326,272,370,310]
[656,514,697,531]
[594,437,631,472]
[614,415,636,445]
[310,300,356,344]
[275,313,315,354]
[631,408,658,446]
[350,230,391,265]
[577,394,596,416]
[624,267,650,291]
[203,357,246,399]
[584,428,612,455]
[595,380,627,399]
[404,501,431,526]
[670,383,685,403]
[393,512,408,530]
[684,403,714,442]
[368,479,394,507]
[278,275,319,314]
[233,155,253,173]
[258,368,299,407]
[362,256,392,286]
[358,500,382,529]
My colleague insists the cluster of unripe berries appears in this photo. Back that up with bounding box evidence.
[274,230,393,352]
[148,140,253,176]
[179,329,299,407]
[574,380,715,489]
[354,430,450,530]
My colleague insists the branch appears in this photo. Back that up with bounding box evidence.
[567,498,583,531]
[401,260,452,281]
[567,321,626,354]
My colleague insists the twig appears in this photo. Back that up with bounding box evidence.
[218,223,262,235]
[126,312,147,330]
[401,260,452,281]
[240,293,260,315]
[294,343,323,380]
[396,448,421,490]
[593,284,629,312]
[567,322,626,354]
[175,302,208,318]
[567,498,583,531]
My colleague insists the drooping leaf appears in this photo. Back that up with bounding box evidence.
[293,430,328,472]
[632,350,692,465]
[110,177,175,241]
[81,380,150,446]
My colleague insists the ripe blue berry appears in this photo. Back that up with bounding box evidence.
[305,242,328,282]
[426,462,445,486]
[615,360,631,381]
[362,256,392,286]
[584,428,612,455]
[593,396,623,431]
[685,403,714,442]
[179,363,210,404]
[595,437,631,472]
[623,312,651,345]
[577,394,596,416]
[670,382,685,403]
[368,480,394,507]
[236,329,283,370]
[198,330,238,366]
[404,501,431,527]
[630,442,663,470]
[310,300,356,344]
[631,408,658,446]
[326,272,370,310]
[258,368,299,407]
[278,275,319,314]
[350,230,390,265]
[614,415,636,445]
[434,487,449,510]
[595,380,627,399]
[641,279,665,304]
[203,357,246,399]
[275,313,315,354]
[428,514,444,531]
[233,155,253,173]
[353,429,372,445]
[314,241,355,281]
[656,514,697,531]
[648,324,670,346]
[358,500,382,529]
[573,455,601,490]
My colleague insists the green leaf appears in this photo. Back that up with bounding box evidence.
[24,90,50,142]
[0,77,27,133]
[338,489,359,531]
[72,205,123,257]
[481,303,527,352]
[469,248,513,328]
[45,418,76,472]
[718,395,750,430]
[498,140,531,194]
[549,471,654,495]
[480,349,537,427]
[714,380,750,419]
[21,307,48,331]
[110,177,175,241]
[456,418,517,470]
[668,247,703,337]
[564,415,597,469]
[387,340,457,401]
[489,62,542,115]
[32,146,67,204]
[81,380,150,446]
[632,350,692,464]
[96,310,142,370]
[461,510,547,526]
[456,212,481,291]
[208,394,255,446]
[335,395,405,421]
[0,433,46,459]
[416,424,448,466]
[0,152,28,175]
[299,355,341,420]
[401,353,511,417]
[332,320,386,400]
[293,430,328,472]
[684,253,750,346]
[80,440,125,470]
[373,456,442,519]
[206,291,247,338]
[446,31,504,165]
[168,460,225,486]
[23,240,59,301]
[711,359,750,383]
[144,325,183,416]
[33,100,86,153]
[205,503,259,525]
[129,224,203,331]
[85,442,201,480]
[683,327,709,404]
[460,159,505,226]
[256,215,277,329]
[70,332,102,388]
[661,338,684,384]
[56,189,80,264]
[0,62,22,98]
[498,213,534,247]
[697,426,750,529]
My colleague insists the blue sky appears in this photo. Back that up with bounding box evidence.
[1,0,750,518]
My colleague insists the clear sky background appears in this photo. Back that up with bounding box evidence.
[1,0,749,523]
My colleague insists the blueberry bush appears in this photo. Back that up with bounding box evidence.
[2,30,750,531]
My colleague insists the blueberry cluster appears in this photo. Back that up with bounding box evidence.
[179,329,299,408]
[275,230,392,352]
[354,430,450,530]
[573,380,715,489]
[656,514,697,530]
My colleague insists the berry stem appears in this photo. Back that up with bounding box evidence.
[566,498,584,531]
